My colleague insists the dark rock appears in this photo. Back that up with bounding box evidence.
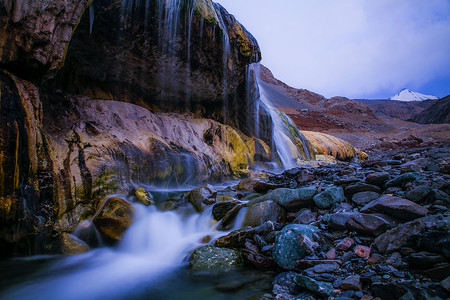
[272,271,302,296]
[441,276,450,292]
[272,224,321,269]
[218,203,247,230]
[313,186,345,209]
[212,201,241,221]
[405,186,432,203]
[341,275,361,291]
[242,240,276,270]
[371,283,407,300]
[254,220,284,236]
[351,191,380,206]
[215,227,255,249]
[328,212,358,230]
[345,213,393,236]
[361,195,429,220]
[236,178,260,191]
[296,259,342,270]
[296,169,317,185]
[422,263,450,281]
[253,181,283,193]
[248,187,317,211]
[242,201,286,227]
[189,245,243,271]
[254,234,267,249]
[384,172,421,188]
[336,237,354,251]
[188,184,216,212]
[293,275,334,297]
[293,208,317,225]
[408,252,446,269]
[92,197,135,241]
[334,177,360,185]
[345,183,381,198]
[312,263,339,273]
[418,230,450,259]
[365,172,390,186]
[374,219,426,253]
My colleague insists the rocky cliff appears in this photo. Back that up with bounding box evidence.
[0,0,268,256]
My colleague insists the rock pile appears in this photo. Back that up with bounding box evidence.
[189,146,450,299]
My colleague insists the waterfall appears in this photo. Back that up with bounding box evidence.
[1,203,247,300]
[250,63,312,169]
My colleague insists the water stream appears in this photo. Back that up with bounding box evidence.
[1,202,252,300]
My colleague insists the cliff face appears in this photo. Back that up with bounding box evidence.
[0,0,265,256]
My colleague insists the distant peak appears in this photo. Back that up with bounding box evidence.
[389,89,438,102]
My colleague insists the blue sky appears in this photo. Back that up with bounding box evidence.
[215,0,450,99]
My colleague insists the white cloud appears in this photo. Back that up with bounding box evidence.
[216,0,450,98]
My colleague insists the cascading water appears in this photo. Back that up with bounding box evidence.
[249,63,313,169]
[1,203,245,300]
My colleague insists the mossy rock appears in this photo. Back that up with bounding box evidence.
[135,187,154,206]
[189,245,244,271]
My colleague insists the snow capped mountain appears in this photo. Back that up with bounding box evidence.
[389,89,439,102]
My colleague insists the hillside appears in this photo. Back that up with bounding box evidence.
[411,96,450,124]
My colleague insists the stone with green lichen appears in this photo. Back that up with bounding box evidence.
[189,245,243,271]
[135,187,154,206]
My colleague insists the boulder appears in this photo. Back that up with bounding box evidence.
[189,245,243,271]
[328,212,358,230]
[188,184,216,212]
[248,187,317,211]
[361,195,428,221]
[374,219,426,253]
[214,227,255,249]
[253,181,283,193]
[313,186,345,209]
[92,197,135,241]
[351,191,380,206]
[273,224,321,269]
[59,233,90,255]
[345,183,381,198]
[345,213,393,236]
[365,172,390,186]
[384,172,421,188]
[405,186,432,203]
[242,200,286,227]
[236,178,260,191]
[212,201,241,221]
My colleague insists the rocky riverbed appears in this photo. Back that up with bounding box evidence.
[185,145,450,300]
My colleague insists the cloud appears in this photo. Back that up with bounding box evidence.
[216,0,450,98]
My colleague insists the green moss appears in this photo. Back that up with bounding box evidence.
[194,0,220,26]
[90,170,120,202]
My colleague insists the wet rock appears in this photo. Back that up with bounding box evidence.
[92,197,135,241]
[345,183,381,198]
[253,181,283,193]
[345,213,393,236]
[272,271,302,296]
[213,201,241,221]
[352,246,370,260]
[217,203,247,230]
[351,191,380,206]
[59,233,90,255]
[405,186,432,203]
[273,224,321,269]
[336,237,355,251]
[422,263,450,280]
[374,219,426,253]
[293,274,334,297]
[242,240,276,270]
[188,184,216,212]
[243,201,286,227]
[248,187,317,211]
[313,186,345,209]
[135,187,154,206]
[371,283,407,300]
[341,275,362,291]
[237,178,260,191]
[384,172,421,188]
[365,171,390,186]
[189,245,243,272]
[215,227,255,249]
[361,195,429,221]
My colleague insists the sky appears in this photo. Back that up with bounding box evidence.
[215,0,450,99]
